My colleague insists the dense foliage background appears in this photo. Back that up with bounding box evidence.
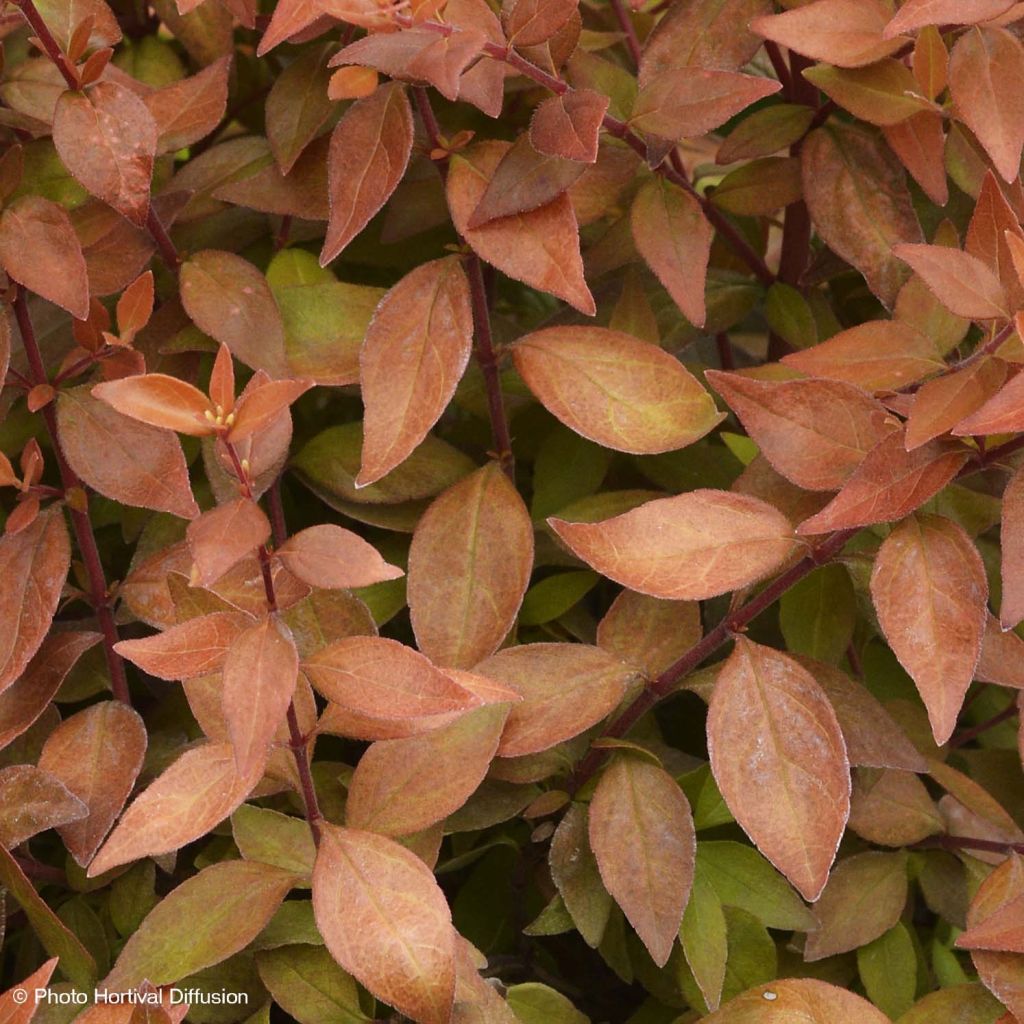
[2,0,1024,1021]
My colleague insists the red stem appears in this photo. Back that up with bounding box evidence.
[915,834,1024,856]
[12,291,130,705]
[11,0,79,88]
[608,0,643,69]
[145,206,181,272]
[948,702,1019,749]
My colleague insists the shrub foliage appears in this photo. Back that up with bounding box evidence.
[2,0,1024,1022]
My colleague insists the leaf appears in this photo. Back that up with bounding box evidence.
[549,490,795,601]
[0,959,58,1024]
[303,636,477,721]
[345,703,509,836]
[797,432,970,535]
[782,320,943,393]
[1002,465,1024,630]
[256,945,368,1024]
[597,590,702,678]
[779,566,856,665]
[180,250,289,377]
[473,643,633,757]
[115,612,250,681]
[707,372,895,491]
[276,526,403,590]
[966,170,1024,309]
[513,326,722,454]
[871,514,987,745]
[549,803,612,948]
[629,69,781,143]
[57,386,199,519]
[0,764,87,848]
[357,257,474,487]
[408,464,533,669]
[954,367,1024,437]
[530,89,609,163]
[321,83,413,266]
[105,860,296,989]
[145,55,231,154]
[884,112,950,207]
[0,195,90,319]
[36,700,146,868]
[589,757,695,967]
[312,823,456,1024]
[447,141,594,315]
[950,27,1024,183]
[803,60,935,127]
[0,631,99,749]
[630,178,713,328]
[682,863,729,1011]
[187,498,271,587]
[52,82,157,226]
[707,639,850,902]
[0,508,71,691]
[91,374,214,436]
[893,243,1009,319]
[222,617,299,776]
[228,378,312,442]
[266,43,334,174]
[702,978,891,1023]
[802,122,923,307]
[505,0,577,46]
[88,741,261,876]
[886,0,1015,37]
[804,852,909,960]
[905,358,1009,450]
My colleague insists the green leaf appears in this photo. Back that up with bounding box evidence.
[531,426,612,522]
[253,902,323,951]
[256,944,368,1024]
[507,983,590,1024]
[520,571,599,626]
[858,922,918,1019]
[720,906,778,1006]
[681,862,728,1012]
[765,282,818,350]
[232,805,316,880]
[779,564,857,664]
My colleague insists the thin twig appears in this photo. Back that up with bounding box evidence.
[914,834,1024,856]
[949,702,1019,749]
[608,0,643,69]
[11,291,130,704]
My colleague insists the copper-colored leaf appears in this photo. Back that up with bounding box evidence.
[550,490,795,601]
[346,703,509,836]
[530,89,609,163]
[887,0,1015,37]
[447,141,595,315]
[967,171,1024,309]
[474,643,634,757]
[954,368,1024,436]
[705,979,890,1022]
[505,0,577,46]
[115,612,252,681]
[186,498,271,587]
[37,701,147,866]
[905,358,1009,450]
[180,249,289,377]
[357,257,474,487]
[782,320,943,393]
[1002,465,1024,630]
[303,636,477,721]
[91,373,214,436]
[88,740,261,876]
[797,432,970,535]
[313,823,457,1024]
[870,514,987,745]
[597,590,702,679]
[52,82,157,226]
[145,55,231,154]
[707,639,850,902]
[0,764,87,848]
[408,464,533,669]
[751,0,907,69]
[57,385,199,519]
[884,112,949,206]
[276,525,403,590]
[321,82,413,266]
[707,372,895,491]
[589,757,695,967]
[802,122,922,308]
[630,178,713,328]
[949,27,1024,183]
[0,508,71,692]
[0,959,58,1024]
[893,243,1009,319]
[227,378,311,443]
[0,196,90,319]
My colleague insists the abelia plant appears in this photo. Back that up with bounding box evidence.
[4,0,1024,1021]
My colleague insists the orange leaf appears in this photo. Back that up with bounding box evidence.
[447,141,595,315]
[707,371,895,491]
[703,979,891,1022]
[52,82,157,226]
[227,378,312,442]
[222,617,299,776]
[884,112,949,206]
[186,498,271,587]
[893,242,1010,319]
[589,757,695,967]
[328,66,379,101]
[0,959,58,1024]
[871,514,987,745]
[37,701,147,866]
[0,764,87,849]
[320,82,413,265]
[906,357,1009,450]
[312,823,457,1024]
[597,590,702,679]
[92,374,215,437]
[886,0,1015,37]
[530,89,609,163]
[408,464,533,670]
[1003,465,1024,630]
[506,0,578,46]
[707,638,850,902]
[87,741,261,876]
[630,178,713,329]
[115,611,252,680]
[514,326,722,454]
[357,257,474,487]
[474,643,634,757]
[550,490,795,601]
[115,270,153,338]
[797,432,969,535]
[954,368,1024,436]
[276,525,403,590]
[145,55,232,154]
